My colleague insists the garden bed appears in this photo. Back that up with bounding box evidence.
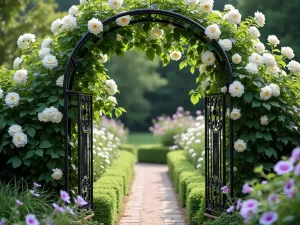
[137,144,170,164]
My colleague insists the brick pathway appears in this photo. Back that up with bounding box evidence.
[119,163,187,225]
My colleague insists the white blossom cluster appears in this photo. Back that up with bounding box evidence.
[8,125,28,148]
[38,106,63,123]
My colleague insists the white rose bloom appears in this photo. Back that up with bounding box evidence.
[184,0,199,6]
[108,0,124,9]
[62,15,77,31]
[42,106,63,123]
[287,60,300,74]
[8,125,22,137]
[218,39,232,51]
[201,51,216,65]
[205,24,221,40]
[200,2,213,13]
[51,168,63,180]
[248,26,260,39]
[266,66,280,76]
[201,79,210,90]
[99,54,108,63]
[68,5,78,15]
[42,54,58,69]
[230,108,241,120]
[38,47,51,59]
[170,51,182,61]
[13,57,23,70]
[107,96,117,104]
[232,54,242,64]
[229,81,244,98]
[0,88,3,98]
[88,18,103,35]
[13,132,28,148]
[268,35,280,45]
[260,86,272,101]
[5,92,20,108]
[116,15,131,27]
[105,79,118,95]
[260,115,269,126]
[14,69,28,84]
[281,47,295,60]
[263,53,276,68]
[249,53,263,66]
[80,0,87,5]
[245,63,259,74]
[17,33,36,50]
[199,64,207,74]
[227,9,241,24]
[38,112,49,122]
[41,38,53,48]
[224,4,235,11]
[221,86,227,94]
[116,34,122,41]
[255,11,265,27]
[56,75,64,87]
[269,83,280,97]
[51,19,62,35]
[150,27,164,39]
[254,42,265,54]
[234,139,247,152]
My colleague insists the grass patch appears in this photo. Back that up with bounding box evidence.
[127,132,159,146]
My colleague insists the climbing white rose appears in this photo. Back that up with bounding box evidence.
[230,108,241,120]
[184,0,199,6]
[68,5,78,15]
[51,19,62,35]
[281,47,295,60]
[268,35,280,45]
[150,27,164,39]
[249,53,263,66]
[221,86,227,94]
[263,53,276,68]
[254,42,265,54]
[107,96,117,104]
[200,2,213,13]
[218,39,232,51]
[205,24,221,40]
[42,54,58,69]
[255,11,265,27]
[17,33,36,50]
[232,54,242,64]
[260,86,272,101]
[51,168,63,180]
[56,75,64,87]
[5,92,20,108]
[13,57,23,70]
[41,38,53,48]
[287,60,300,74]
[224,4,235,11]
[266,66,280,76]
[201,79,210,90]
[108,0,124,9]
[201,51,215,66]
[38,112,49,122]
[88,18,103,35]
[38,47,51,59]
[199,64,207,74]
[227,9,241,24]
[8,125,22,137]
[260,115,269,126]
[116,34,122,41]
[105,79,118,95]
[170,51,182,61]
[80,0,87,5]
[14,69,28,84]
[269,83,280,97]
[62,15,77,31]
[245,63,258,74]
[234,139,247,152]
[229,81,244,98]
[99,54,108,63]
[39,107,63,123]
[0,88,3,98]
[249,26,260,39]
[13,132,28,148]
[116,15,131,26]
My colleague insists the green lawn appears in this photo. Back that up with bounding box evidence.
[127,132,159,146]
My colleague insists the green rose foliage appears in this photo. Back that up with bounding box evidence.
[0,0,299,190]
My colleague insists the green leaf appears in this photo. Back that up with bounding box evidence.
[49,96,59,103]
[47,160,56,169]
[25,150,35,159]
[27,128,36,138]
[252,100,261,108]
[256,131,264,139]
[262,103,271,111]
[263,133,273,141]
[12,158,22,168]
[20,111,28,118]
[35,149,44,157]
[0,120,6,129]
[39,141,52,149]
[190,94,200,105]
[269,102,280,107]
[244,92,253,103]
[278,115,286,122]
[254,165,264,174]
[1,141,10,146]
[146,48,155,61]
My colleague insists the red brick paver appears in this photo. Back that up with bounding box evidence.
[119,163,187,225]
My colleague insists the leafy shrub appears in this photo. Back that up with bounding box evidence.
[149,107,196,146]
[93,151,135,225]
[119,144,137,158]
[202,213,243,225]
[137,144,170,164]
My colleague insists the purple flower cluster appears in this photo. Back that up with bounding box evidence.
[100,117,128,144]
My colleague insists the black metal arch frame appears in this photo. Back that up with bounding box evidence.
[63,8,234,214]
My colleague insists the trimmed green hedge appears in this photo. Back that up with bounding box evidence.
[94,151,135,225]
[120,144,137,157]
[167,150,205,225]
[137,144,170,163]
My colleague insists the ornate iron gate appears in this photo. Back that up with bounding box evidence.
[65,91,93,209]
[205,93,232,216]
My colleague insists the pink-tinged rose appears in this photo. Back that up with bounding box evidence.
[25,214,39,225]
[242,183,253,194]
[274,160,294,175]
[284,179,296,198]
[259,211,278,225]
[226,205,234,213]
[221,186,229,194]
[60,190,71,203]
[291,147,300,163]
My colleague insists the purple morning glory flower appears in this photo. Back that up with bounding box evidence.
[259,211,278,225]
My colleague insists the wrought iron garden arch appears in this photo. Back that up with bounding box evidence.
[63,9,234,215]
